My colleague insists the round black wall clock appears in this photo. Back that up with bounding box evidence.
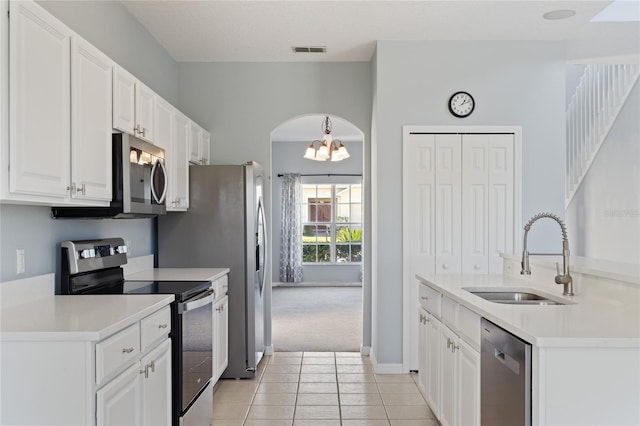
[448,91,475,118]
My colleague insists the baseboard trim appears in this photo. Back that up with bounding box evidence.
[360,346,371,356]
[369,349,404,374]
[264,345,274,356]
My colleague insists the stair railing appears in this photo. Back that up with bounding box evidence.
[566,63,640,206]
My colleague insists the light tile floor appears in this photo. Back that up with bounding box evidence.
[212,352,439,426]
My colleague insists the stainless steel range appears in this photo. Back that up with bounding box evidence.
[59,237,214,426]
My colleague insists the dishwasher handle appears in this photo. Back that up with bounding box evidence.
[493,347,521,375]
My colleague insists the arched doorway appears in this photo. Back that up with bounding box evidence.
[268,113,368,353]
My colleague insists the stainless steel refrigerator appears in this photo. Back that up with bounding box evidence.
[157,162,266,379]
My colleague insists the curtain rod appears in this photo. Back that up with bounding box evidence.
[277,173,362,177]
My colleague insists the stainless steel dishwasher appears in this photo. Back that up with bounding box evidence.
[481,318,532,426]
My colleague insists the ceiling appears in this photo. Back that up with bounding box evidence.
[121,0,639,63]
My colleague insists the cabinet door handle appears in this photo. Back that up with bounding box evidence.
[421,296,429,300]
[446,338,451,349]
[66,183,76,192]
[442,264,449,270]
[149,360,156,373]
[134,124,141,134]
[76,183,86,196]
[158,323,168,329]
[473,264,481,270]
[122,347,134,353]
[140,364,149,379]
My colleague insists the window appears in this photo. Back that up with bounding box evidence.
[302,184,362,263]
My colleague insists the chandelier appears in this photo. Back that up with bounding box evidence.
[303,116,350,162]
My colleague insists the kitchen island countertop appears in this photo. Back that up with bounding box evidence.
[417,273,640,348]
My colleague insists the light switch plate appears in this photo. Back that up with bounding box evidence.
[16,249,25,274]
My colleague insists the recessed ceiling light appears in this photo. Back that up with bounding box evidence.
[543,9,576,20]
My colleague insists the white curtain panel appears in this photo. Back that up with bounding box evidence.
[279,173,303,282]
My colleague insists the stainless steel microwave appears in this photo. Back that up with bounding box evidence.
[52,134,168,219]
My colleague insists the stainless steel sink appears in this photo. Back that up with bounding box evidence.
[464,289,568,305]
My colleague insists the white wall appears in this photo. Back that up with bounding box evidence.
[272,140,364,283]
[0,0,178,283]
[566,82,640,264]
[372,40,566,364]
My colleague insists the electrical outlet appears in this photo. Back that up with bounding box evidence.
[16,249,25,274]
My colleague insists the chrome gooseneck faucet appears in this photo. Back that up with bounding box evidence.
[520,212,574,296]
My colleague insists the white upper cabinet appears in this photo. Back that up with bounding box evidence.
[135,82,155,142]
[113,65,155,143]
[71,37,113,202]
[112,66,136,135]
[189,121,210,165]
[201,130,210,165]
[155,97,192,211]
[5,0,112,205]
[172,110,190,210]
[9,0,71,198]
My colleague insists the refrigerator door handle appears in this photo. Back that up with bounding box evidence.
[258,198,267,294]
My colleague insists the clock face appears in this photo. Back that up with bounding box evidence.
[449,91,475,117]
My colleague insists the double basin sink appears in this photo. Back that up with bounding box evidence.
[464,288,571,305]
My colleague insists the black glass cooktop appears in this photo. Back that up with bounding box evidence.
[78,280,211,302]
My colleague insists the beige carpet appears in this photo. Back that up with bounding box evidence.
[271,286,362,352]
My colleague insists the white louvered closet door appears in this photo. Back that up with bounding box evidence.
[461,134,515,274]
[434,135,462,275]
[487,135,515,273]
[406,134,437,278]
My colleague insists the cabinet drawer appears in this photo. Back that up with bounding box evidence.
[140,306,171,352]
[96,323,140,385]
[457,305,481,351]
[211,275,229,300]
[213,274,228,299]
[441,296,457,329]
[419,284,441,317]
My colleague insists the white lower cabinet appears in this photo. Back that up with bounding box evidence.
[0,304,171,426]
[419,284,481,426]
[417,306,429,396]
[214,294,229,382]
[212,274,229,383]
[141,339,172,426]
[97,363,143,426]
[457,338,480,426]
[98,337,171,426]
[426,312,441,414]
[440,323,458,426]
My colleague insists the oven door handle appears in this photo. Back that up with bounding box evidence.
[178,289,215,314]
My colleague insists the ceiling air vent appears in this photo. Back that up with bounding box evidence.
[292,46,327,54]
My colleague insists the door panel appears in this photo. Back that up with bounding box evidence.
[435,135,462,274]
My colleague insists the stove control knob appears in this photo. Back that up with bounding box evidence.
[116,245,128,254]
[79,249,94,259]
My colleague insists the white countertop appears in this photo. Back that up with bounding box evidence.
[125,268,230,283]
[0,294,174,342]
[416,273,640,348]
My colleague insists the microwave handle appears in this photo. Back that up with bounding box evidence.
[150,159,168,204]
